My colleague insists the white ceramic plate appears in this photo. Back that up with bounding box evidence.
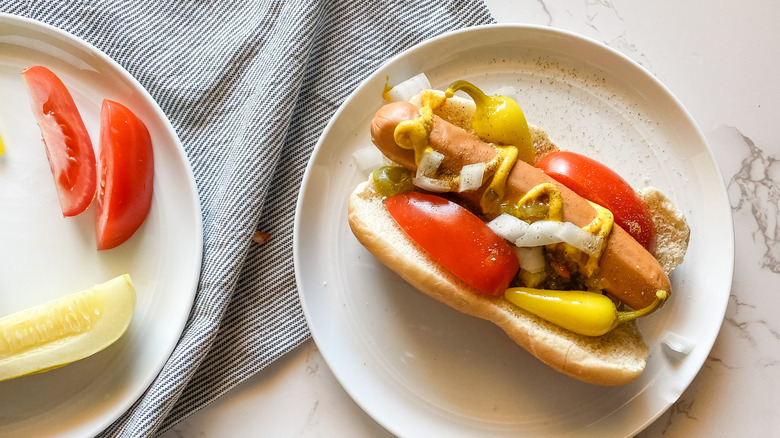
[0,14,202,437]
[294,25,733,437]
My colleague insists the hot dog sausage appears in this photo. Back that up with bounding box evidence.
[370,101,670,309]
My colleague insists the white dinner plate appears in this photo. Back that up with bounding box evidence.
[0,14,202,437]
[294,24,733,437]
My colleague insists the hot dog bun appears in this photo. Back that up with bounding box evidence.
[348,180,649,386]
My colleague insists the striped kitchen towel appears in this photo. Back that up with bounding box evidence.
[0,0,493,436]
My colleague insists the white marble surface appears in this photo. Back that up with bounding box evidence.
[162,1,780,436]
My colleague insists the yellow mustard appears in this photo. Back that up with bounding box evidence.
[393,90,445,166]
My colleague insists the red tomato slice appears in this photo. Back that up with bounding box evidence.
[95,100,154,250]
[22,66,97,217]
[385,192,519,296]
[535,151,656,253]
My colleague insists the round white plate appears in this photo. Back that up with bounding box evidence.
[294,24,733,437]
[0,14,202,437]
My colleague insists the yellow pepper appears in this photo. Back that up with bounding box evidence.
[445,80,535,164]
[0,133,4,155]
[505,287,668,337]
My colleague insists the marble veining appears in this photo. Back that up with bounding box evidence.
[657,397,698,436]
[727,128,780,273]
[542,0,656,73]
[532,0,552,25]
[725,293,780,347]
[702,355,740,375]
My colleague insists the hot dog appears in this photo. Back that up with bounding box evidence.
[348,80,689,385]
[371,101,669,310]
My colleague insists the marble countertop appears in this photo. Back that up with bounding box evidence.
[163,1,780,436]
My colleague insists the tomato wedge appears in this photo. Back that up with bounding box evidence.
[535,151,656,253]
[95,100,154,250]
[22,66,96,216]
[385,192,519,296]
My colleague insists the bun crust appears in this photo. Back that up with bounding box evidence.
[348,181,649,386]
[639,187,691,275]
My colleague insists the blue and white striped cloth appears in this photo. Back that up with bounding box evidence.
[0,1,493,435]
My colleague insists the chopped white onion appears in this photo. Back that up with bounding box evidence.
[514,246,546,273]
[513,220,603,255]
[416,149,444,178]
[412,176,451,192]
[662,332,695,356]
[487,214,529,242]
[514,221,565,247]
[351,146,385,174]
[386,73,431,103]
[555,222,603,256]
[459,163,485,192]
